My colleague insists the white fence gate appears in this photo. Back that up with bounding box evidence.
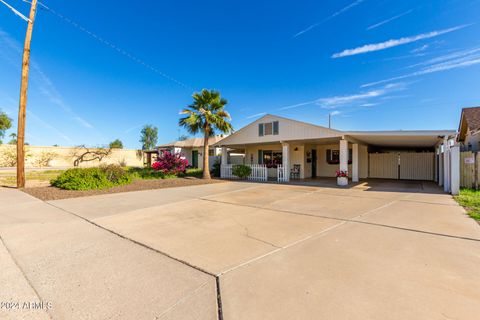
[277,165,289,182]
[220,164,267,181]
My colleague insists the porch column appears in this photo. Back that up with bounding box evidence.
[339,139,348,173]
[221,147,228,165]
[282,143,290,181]
[352,143,359,182]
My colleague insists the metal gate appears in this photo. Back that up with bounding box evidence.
[368,153,398,179]
[368,152,434,180]
[399,153,434,180]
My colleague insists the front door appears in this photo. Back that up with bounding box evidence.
[311,149,317,178]
[192,150,198,168]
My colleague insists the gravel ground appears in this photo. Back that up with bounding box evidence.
[22,177,225,201]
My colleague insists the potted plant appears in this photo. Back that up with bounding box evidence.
[336,170,348,186]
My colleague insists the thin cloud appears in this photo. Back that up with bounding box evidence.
[279,100,319,110]
[278,83,405,111]
[245,112,266,119]
[28,111,72,143]
[410,44,429,53]
[330,110,341,116]
[366,9,413,30]
[362,52,480,87]
[124,123,144,134]
[332,24,470,58]
[405,46,480,69]
[0,29,97,132]
[294,0,365,37]
[73,117,93,129]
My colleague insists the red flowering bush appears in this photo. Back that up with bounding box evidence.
[152,151,188,174]
[335,170,348,178]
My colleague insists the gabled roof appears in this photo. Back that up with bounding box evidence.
[158,136,225,149]
[215,114,342,146]
[458,107,480,142]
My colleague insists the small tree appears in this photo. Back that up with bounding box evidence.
[140,125,158,150]
[109,139,124,149]
[0,111,12,144]
[178,134,189,141]
[8,133,17,145]
[179,89,233,179]
[33,151,57,167]
[71,145,112,167]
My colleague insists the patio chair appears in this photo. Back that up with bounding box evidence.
[290,164,301,179]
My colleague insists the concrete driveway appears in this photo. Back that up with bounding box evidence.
[1,180,480,319]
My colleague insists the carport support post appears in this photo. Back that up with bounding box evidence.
[450,146,460,195]
[221,147,228,166]
[444,138,450,193]
[339,139,348,183]
[438,146,444,187]
[352,143,359,182]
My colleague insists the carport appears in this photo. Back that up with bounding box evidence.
[216,114,459,190]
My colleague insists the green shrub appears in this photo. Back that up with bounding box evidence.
[232,164,251,179]
[101,164,132,184]
[52,165,131,190]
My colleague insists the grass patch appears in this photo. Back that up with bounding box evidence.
[454,188,480,221]
[0,170,63,186]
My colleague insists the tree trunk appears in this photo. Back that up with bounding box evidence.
[202,131,211,179]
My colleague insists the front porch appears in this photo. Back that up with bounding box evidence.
[219,137,363,186]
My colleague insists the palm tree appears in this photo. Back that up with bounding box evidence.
[179,89,233,179]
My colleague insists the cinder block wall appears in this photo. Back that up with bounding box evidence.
[0,144,144,168]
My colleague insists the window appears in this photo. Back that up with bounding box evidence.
[264,122,273,135]
[326,149,352,164]
[208,149,215,156]
[258,121,279,136]
[260,150,282,168]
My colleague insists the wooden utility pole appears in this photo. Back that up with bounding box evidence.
[17,0,38,188]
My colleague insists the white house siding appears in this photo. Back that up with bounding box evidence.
[463,131,480,152]
[218,115,342,146]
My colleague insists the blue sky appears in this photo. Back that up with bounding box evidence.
[1,0,479,149]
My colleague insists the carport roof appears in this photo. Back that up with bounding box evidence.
[346,130,456,147]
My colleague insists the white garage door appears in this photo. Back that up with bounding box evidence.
[399,152,434,180]
[368,152,435,180]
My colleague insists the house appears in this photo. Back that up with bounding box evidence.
[215,114,456,186]
[157,136,225,170]
[457,107,480,151]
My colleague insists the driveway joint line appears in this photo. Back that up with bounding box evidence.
[46,202,216,276]
[201,198,480,243]
[45,201,227,320]
[0,234,54,320]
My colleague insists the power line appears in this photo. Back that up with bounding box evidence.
[0,0,30,22]
[22,0,194,90]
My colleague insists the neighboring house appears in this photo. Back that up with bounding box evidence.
[157,136,225,170]
[457,107,480,151]
[215,114,455,184]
